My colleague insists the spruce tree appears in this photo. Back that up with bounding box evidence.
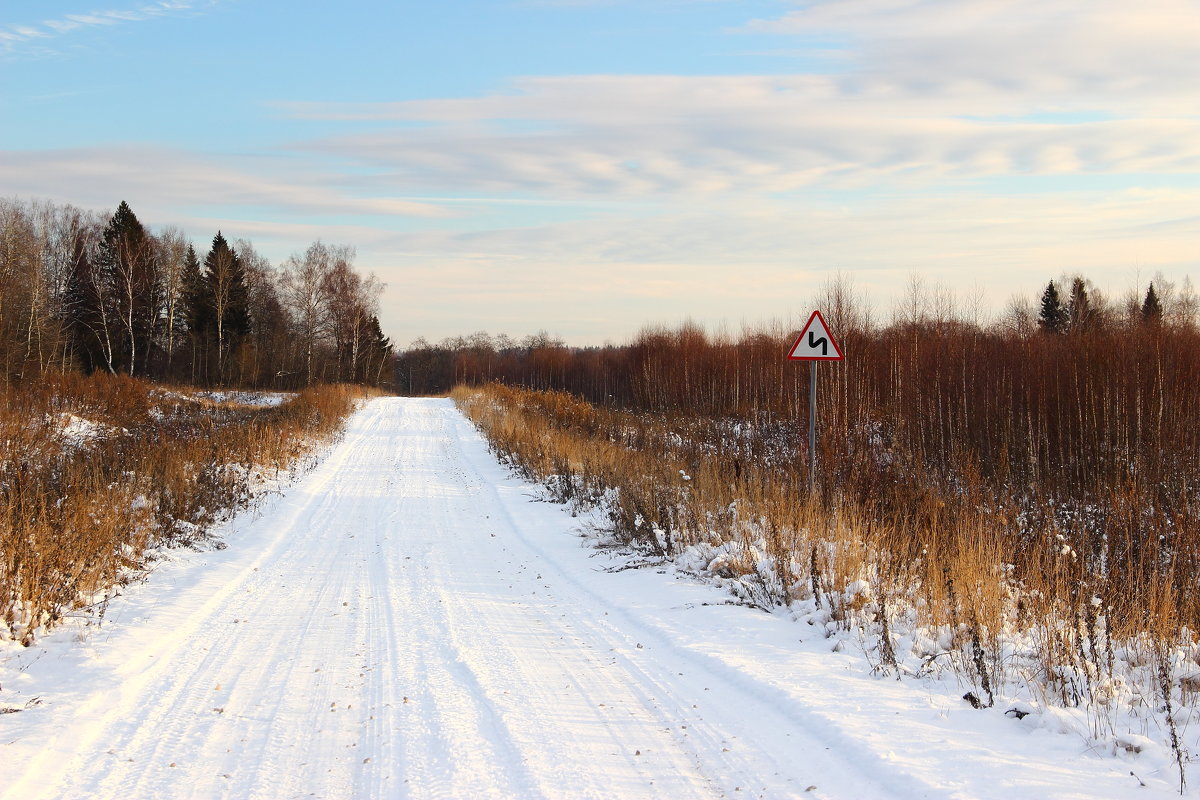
[64,235,113,374]
[181,244,212,382]
[1038,281,1067,334]
[364,315,393,385]
[203,232,251,383]
[1142,282,1164,325]
[1067,277,1093,334]
[91,201,156,374]
[180,245,207,334]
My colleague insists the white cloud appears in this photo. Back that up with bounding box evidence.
[0,146,452,220]
[744,0,1200,113]
[269,0,1200,346]
[1,1,201,54]
[278,71,1200,199]
[270,0,1200,203]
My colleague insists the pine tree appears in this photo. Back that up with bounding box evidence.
[1038,281,1067,334]
[1142,282,1163,325]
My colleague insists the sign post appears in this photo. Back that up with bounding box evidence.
[787,310,844,494]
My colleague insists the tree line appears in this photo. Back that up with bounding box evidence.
[0,197,393,388]
[1036,274,1169,334]
[397,272,1195,406]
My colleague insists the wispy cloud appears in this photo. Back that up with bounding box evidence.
[518,0,733,6]
[276,75,1200,199]
[0,145,452,220]
[743,0,1200,112]
[2,1,199,54]
[273,0,1200,199]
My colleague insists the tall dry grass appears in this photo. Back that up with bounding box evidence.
[447,307,1200,647]
[0,372,366,644]
[456,381,1200,775]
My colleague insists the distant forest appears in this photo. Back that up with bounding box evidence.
[396,272,1195,406]
[0,197,393,388]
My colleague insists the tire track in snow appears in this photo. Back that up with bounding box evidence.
[381,403,546,800]
[6,397,927,800]
[434,406,903,800]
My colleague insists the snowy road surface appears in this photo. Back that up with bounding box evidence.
[1,399,1172,799]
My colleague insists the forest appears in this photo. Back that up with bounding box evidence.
[0,197,393,389]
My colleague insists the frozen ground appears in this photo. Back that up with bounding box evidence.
[0,398,1185,799]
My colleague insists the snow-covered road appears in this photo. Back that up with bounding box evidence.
[0,399,1174,799]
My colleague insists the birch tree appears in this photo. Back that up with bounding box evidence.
[280,241,338,385]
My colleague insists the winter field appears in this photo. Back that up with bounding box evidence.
[0,397,1188,799]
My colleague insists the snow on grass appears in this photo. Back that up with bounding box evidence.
[2,398,1193,798]
[192,390,295,407]
[48,412,124,447]
[456,383,1200,793]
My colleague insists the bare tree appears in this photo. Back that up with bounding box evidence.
[0,200,38,379]
[812,272,872,340]
[155,227,189,375]
[280,241,338,385]
[322,253,383,383]
[999,293,1036,337]
[0,198,393,388]
[33,202,102,372]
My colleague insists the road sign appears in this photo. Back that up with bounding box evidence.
[788,310,844,361]
[787,310,844,495]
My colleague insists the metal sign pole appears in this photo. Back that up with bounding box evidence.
[788,309,843,497]
[808,360,817,494]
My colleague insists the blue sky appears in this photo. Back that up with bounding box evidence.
[3,0,1199,345]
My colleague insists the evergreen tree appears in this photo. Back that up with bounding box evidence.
[181,244,212,382]
[1067,277,1094,334]
[1038,281,1067,334]
[203,232,251,383]
[1142,282,1164,325]
[181,244,211,333]
[362,314,393,385]
[94,201,156,375]
[64,231,114,374]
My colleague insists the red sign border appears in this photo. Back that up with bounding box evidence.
[787,309,845,361]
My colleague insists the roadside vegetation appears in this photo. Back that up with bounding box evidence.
[0,194,396,645]
[0,373,368,645]
[450,274,1200,788]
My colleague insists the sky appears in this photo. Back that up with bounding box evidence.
[2,0,1198,346]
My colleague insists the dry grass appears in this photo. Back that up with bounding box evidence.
[456,382,1200,769]
[0,373,369,644]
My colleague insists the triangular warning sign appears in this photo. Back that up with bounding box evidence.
[788,310,844,361]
